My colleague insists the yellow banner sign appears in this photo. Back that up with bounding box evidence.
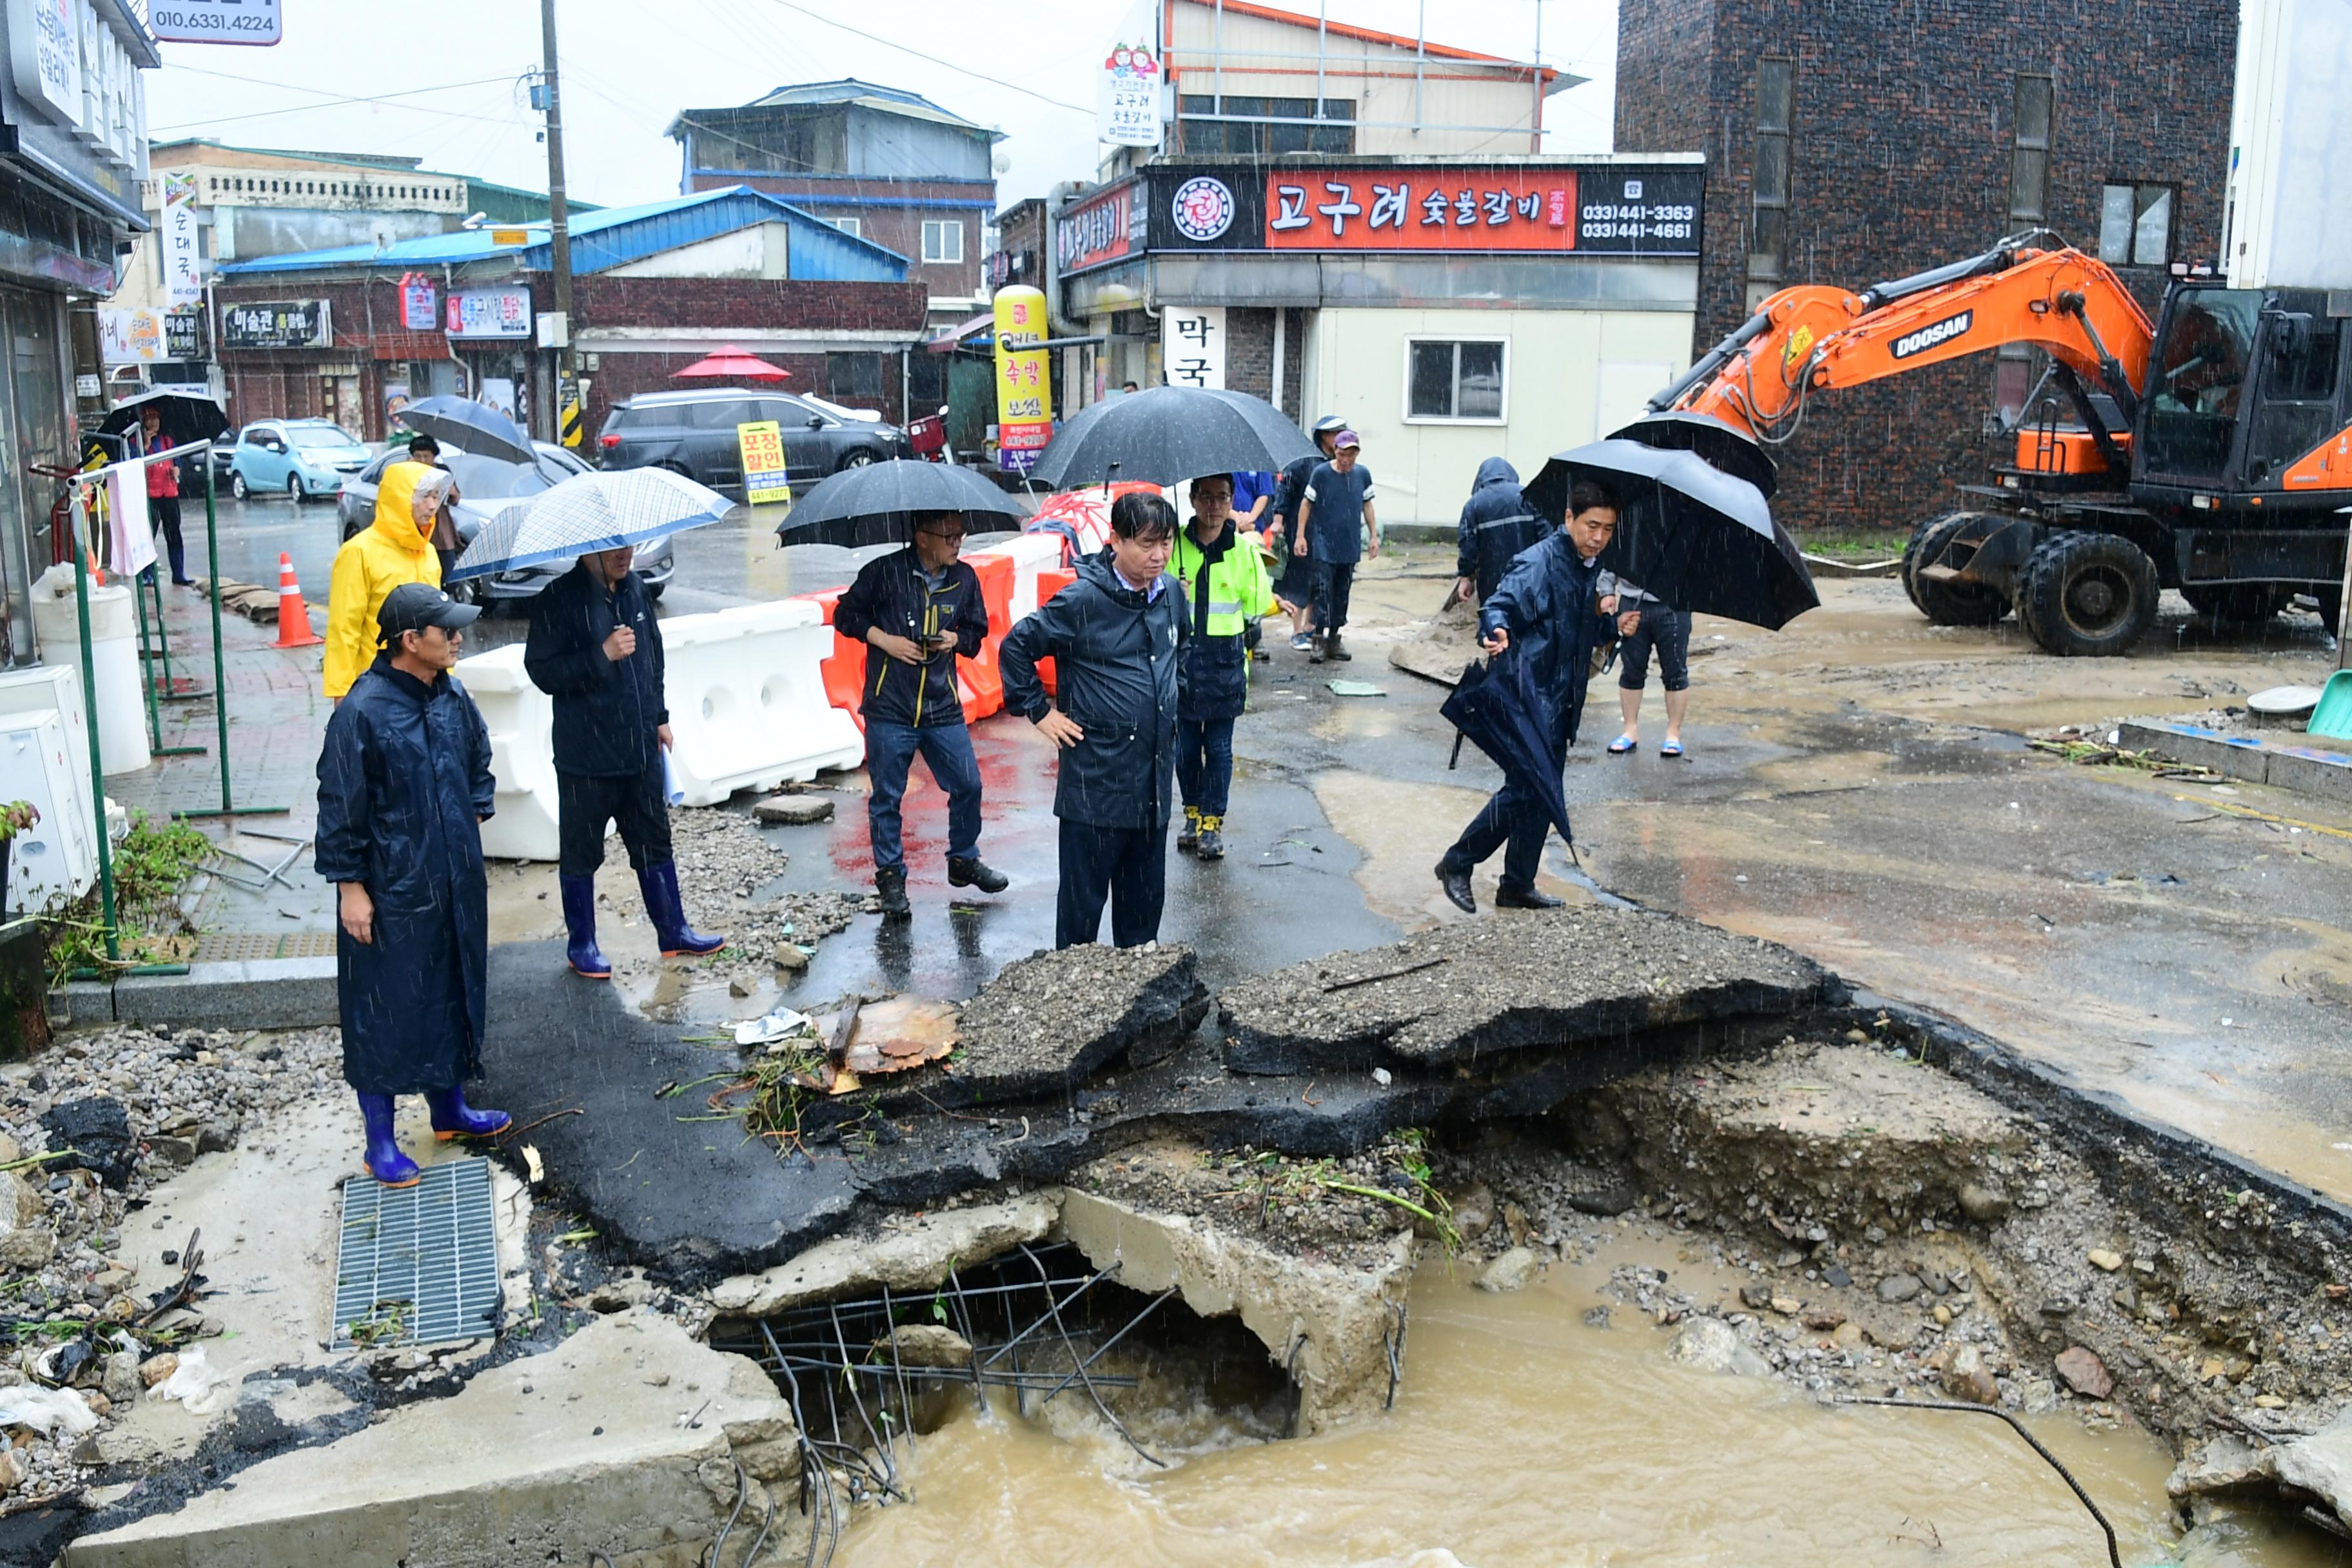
[993,286,1054,476]
[737,421,792,506]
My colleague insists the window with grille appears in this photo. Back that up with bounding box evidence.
[2010,75,2052,226]
[922,220,963,264]
[1749,59,1794,283]
[2098,183,2173,267]
[1405,338,1507,423]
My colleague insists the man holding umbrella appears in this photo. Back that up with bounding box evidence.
[525,543,725,975]
[1435,479,1622,915]
[832,508,1008,919]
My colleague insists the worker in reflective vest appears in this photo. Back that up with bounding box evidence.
[1171,473,1275,862]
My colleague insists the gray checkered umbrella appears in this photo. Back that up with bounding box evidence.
[448,467,730,580]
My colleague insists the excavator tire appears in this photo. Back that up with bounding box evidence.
[2182,582,2289,628]
[2017,531,2159,657]
[1901,513,2009,626]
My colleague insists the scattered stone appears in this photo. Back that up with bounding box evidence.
[1941,1344,1999,1405]
[2272,1408,2352,1520]
[2166,1435,2277,1500]
[877,1324,973,1368]
[1449,1182,1495,1242]
[1830,1321,1865,1349]
[1582,1306,1611,1330]
[0,1447,23,1493]
[751,794,835,826]
[727,979,751,999]
[1876,1273,1923,1304]
[2053,1345,2113,1400]
[774,944,809,974]
[41,1097,135,1189]
[1801,1307,1846,1331]
[1667,1316,1772,1377]
[139,1353,179,1389]
[2086,1248,2124,1273]
[1957,1182,2010,1222]
[1768,1294,1801,1316]
[1475,1246,1542,1293]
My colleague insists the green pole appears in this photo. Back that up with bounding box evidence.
[204,458,231,815]
[132,562,161,752]
[68,485,118,963]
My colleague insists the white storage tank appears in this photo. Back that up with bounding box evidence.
[28,564,149,775]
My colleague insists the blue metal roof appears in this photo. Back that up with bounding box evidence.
[218,187,910,280]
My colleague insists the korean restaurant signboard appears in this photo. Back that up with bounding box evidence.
[1055,178,1146,277]
[1139,164,1703,259]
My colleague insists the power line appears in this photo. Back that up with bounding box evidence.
[150,77,525,134]
[747,0,1090,115]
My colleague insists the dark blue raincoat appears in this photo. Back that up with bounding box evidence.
[1455,456,1542,604]
[315,656,496,1095]
[1000,548,1186,830]
[1480,529,1612,750]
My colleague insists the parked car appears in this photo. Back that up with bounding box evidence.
[596,387,908,490]
[338,440,674,605]
[227,419,370,502]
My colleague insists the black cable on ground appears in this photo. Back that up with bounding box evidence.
[1837,1395,2122,1568]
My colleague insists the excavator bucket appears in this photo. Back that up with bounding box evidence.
[1608,412,1779,499]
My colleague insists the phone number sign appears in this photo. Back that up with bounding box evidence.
[150,0,284,46]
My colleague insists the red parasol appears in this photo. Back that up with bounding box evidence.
[671,344,791,383]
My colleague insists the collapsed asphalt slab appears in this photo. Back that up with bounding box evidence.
[1217,905,1839,1075]
[484,909,1857,1286]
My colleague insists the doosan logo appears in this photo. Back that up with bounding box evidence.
[1891,310,1973,360]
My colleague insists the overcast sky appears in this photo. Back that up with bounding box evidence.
[142,0,1621,212]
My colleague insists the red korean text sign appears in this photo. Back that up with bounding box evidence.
[1262,170,1580,253]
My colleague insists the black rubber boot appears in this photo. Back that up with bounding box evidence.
[948,856,1009,894]
[876,867,912,920]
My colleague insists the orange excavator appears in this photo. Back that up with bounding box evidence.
[1630,231,2352,654]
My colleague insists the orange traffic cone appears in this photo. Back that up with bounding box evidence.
[273,551,323,649]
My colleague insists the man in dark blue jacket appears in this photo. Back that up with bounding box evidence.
[525,545,723,977]
[833,509,1008,920]
[1001,492,1187,948]
[317,583,509,1188]
[1453,456,1543,605]
[1435,478,1622,915]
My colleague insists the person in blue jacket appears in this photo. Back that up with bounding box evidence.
[1453,456,1543,605]
[1435,478,1623,916]
[316,583,510,1188]
[832,509,1009,920]
[525,545,723,977]
[1000,491,1188,948]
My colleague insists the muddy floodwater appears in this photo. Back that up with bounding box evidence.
[834,1257,2339,1568]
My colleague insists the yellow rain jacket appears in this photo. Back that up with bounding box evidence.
[323,459,443,698]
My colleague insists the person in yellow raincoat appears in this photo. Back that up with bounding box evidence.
[324,460,451,701]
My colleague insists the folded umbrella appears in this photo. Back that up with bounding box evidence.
[449,467,730,581]
[776,458,1024,549]
[397,395,534,465]
[1028,386,1317,490]
[1522,439,1816,631]
[1440,652,1576,850]
[99,389,229,451]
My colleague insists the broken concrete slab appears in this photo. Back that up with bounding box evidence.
[67,1311,805,1568]
[708,1193,1059,1319]
[750,793,835,825]
[1058,1186,1413,1436]
[1218,906,1836,1075]
[946,941,1209,1101]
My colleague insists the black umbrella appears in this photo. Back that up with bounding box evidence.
[776,458,1025,548]
[99,390,229,451]
[1440,652,1576,850]
[1027,386,1317,489]
[1523,439,1817,631]
[1607,411,1779,499]
[397,395,534,464]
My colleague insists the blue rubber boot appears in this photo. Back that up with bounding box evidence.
[560,874,610,979]
[358,1093,419,1188]
[639,861,725,957]
[426,1085,511,1142]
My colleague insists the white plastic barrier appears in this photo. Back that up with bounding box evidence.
[662,598,864,807]
[453,644,566,862]
[973,533,1062,623]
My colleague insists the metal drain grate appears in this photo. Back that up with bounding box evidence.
[193,930,338,962]
[332,1157,500,1350]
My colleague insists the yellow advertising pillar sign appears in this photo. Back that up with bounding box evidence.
[736,421,793,507]
[992,286,1054,476]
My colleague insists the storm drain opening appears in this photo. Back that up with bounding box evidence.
[710,1240,1298,1499]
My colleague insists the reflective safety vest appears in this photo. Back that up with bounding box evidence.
[1171,523,1274,640]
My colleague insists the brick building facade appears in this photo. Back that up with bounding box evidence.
[1615,0,2237,533]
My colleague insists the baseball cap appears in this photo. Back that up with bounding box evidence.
[377,582,480,645]
[1334,429,1362,450]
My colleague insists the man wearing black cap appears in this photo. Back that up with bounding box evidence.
[315,583,509,1188]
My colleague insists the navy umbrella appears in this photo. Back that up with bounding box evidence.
[778,458,1024,549]
[1440,652,1576,850]
[397,395,534,465]
[1522,439,1816,631]
[1027,386,1317,489]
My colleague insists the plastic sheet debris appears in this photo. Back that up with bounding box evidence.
[0,1384,100,1436]
[146,1346,233,1416]
[735,1007,816,1048]
[1328,680,1387,697]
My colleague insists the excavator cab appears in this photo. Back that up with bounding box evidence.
[2132,282,2351,501]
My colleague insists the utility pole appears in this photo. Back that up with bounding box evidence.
[538,0,574,446]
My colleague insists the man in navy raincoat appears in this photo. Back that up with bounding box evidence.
[1435,478,1623,916]
[1453,456,1543,606]
[317,583,509,1187]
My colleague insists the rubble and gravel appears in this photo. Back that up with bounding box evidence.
[951,943,1209,1101]
[1063,1135,1428,1275]
[602,806,863,988]
[0,1024,342,1513]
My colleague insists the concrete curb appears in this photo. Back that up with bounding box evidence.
[52,956,337,1032]
[2118,718,2352,804]
[1801,553,1902,578]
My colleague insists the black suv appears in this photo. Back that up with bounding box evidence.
[597,387,908,489]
